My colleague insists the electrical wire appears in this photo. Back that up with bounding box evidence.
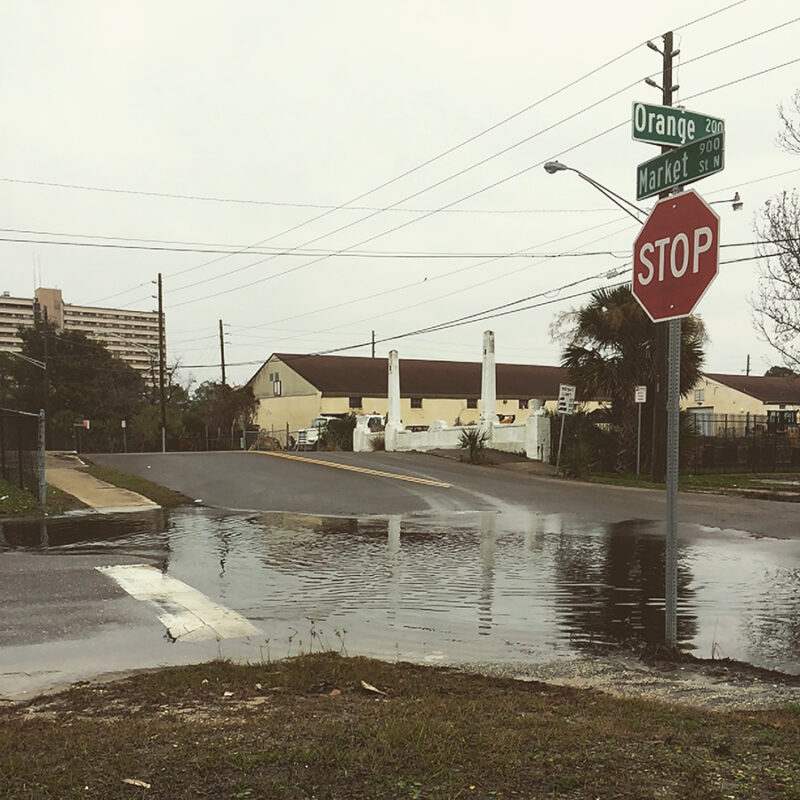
[81,16,800,313]
[167,47,800,310]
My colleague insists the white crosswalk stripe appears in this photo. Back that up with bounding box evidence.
[97,564,260,642]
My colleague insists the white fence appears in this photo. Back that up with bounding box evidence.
[353,406,551,462]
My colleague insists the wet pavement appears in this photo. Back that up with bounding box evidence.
[1,506,799,701]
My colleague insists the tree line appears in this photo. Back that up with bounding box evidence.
[0,320,255,452]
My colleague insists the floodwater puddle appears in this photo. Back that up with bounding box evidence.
[2,506,799,675]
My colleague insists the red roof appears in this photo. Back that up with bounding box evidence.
[705,373,800,404]
[260,353,569,399]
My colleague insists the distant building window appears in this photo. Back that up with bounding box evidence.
[410,398,423,409]
[466,398,478,409]
[518,399,529,409]
[273,380,282,397]
[349,396,363,408]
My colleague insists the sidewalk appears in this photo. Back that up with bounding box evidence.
[45,452,159,512]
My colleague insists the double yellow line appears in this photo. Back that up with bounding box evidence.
[251,450,451,488]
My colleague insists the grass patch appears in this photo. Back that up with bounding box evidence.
[0,478,86,517]
[2,653,798,799]
[588,470,800,498]
[80,462,194,507]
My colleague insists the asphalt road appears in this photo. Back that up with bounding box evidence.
[2,450,798,700]
[91,450,799,540]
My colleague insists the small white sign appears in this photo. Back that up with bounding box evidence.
[121,420,127,429]
[635,385,647,404]
[557,384,576,415]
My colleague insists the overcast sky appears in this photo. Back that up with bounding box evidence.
[3,1,799,386]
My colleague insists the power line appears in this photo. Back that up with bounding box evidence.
[89,19,800,312]
[0,231,630,259]
[2,4,750,218]
[169,48,800,310]
[173,244,785,371]
[0,180,624,216]
[46,16,800,320]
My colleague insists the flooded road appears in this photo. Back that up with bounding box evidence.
[2,506,799,699]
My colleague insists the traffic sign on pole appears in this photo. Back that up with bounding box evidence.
[636,132,724,200]
[632,102,724,147]
[631,190,720,322]
[557,384,576,415]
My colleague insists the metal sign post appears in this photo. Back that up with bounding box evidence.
[665,320,681,648]
[634,385,647,476]
[38,409,46,508]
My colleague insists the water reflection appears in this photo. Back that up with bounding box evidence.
[0,509,170,567]
[2,507,799,673]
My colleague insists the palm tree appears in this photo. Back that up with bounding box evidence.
[561,285,706,474]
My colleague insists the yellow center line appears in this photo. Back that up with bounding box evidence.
[250,450,451,488]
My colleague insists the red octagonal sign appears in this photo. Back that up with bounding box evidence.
[632,189,720,322]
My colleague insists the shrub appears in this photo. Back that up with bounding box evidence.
[459,426,488,464]
[554,411,616,475]
[320,414,357,451]
[369,434,386,451]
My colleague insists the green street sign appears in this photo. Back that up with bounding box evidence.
[632,102,724,147]
[636,133,725,201]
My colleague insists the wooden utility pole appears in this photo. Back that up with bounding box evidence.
[649,31,678,484]
[219,319,227,384]
[158,273,166,453]
[371,330,375,358]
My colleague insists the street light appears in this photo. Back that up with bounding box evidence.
[710,191,743,211]
[543,161,646,223]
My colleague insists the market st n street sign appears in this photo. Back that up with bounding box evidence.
[631,102,724,147]
[636,132,724,200]
[632,190,720,322]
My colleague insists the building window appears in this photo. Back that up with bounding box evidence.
[349,396,363,408]
[410,397,423,409]
[466,398,478,409]
[273,380,282,397]
[518,399,529,409]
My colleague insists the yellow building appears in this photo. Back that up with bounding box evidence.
[247,352,571,436]
[683,373,800,435]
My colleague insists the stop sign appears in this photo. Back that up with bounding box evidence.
[632,189,719,322]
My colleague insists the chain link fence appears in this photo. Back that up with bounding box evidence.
[0,407,45,502]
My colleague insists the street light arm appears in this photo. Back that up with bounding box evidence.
[92,329,158,358]
[543,161,645,223]
[575,172,646,223]
[2,350,46,370]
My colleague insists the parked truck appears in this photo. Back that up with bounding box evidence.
[295,413,383,451]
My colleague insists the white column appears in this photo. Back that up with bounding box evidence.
[385,349,401,451]
[525,398,550,461]
[478,330,496,439]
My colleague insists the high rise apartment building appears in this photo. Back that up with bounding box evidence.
[0,287,163,379]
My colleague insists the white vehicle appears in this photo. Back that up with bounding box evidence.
[296,415,339,450]
[295,413,383,450]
